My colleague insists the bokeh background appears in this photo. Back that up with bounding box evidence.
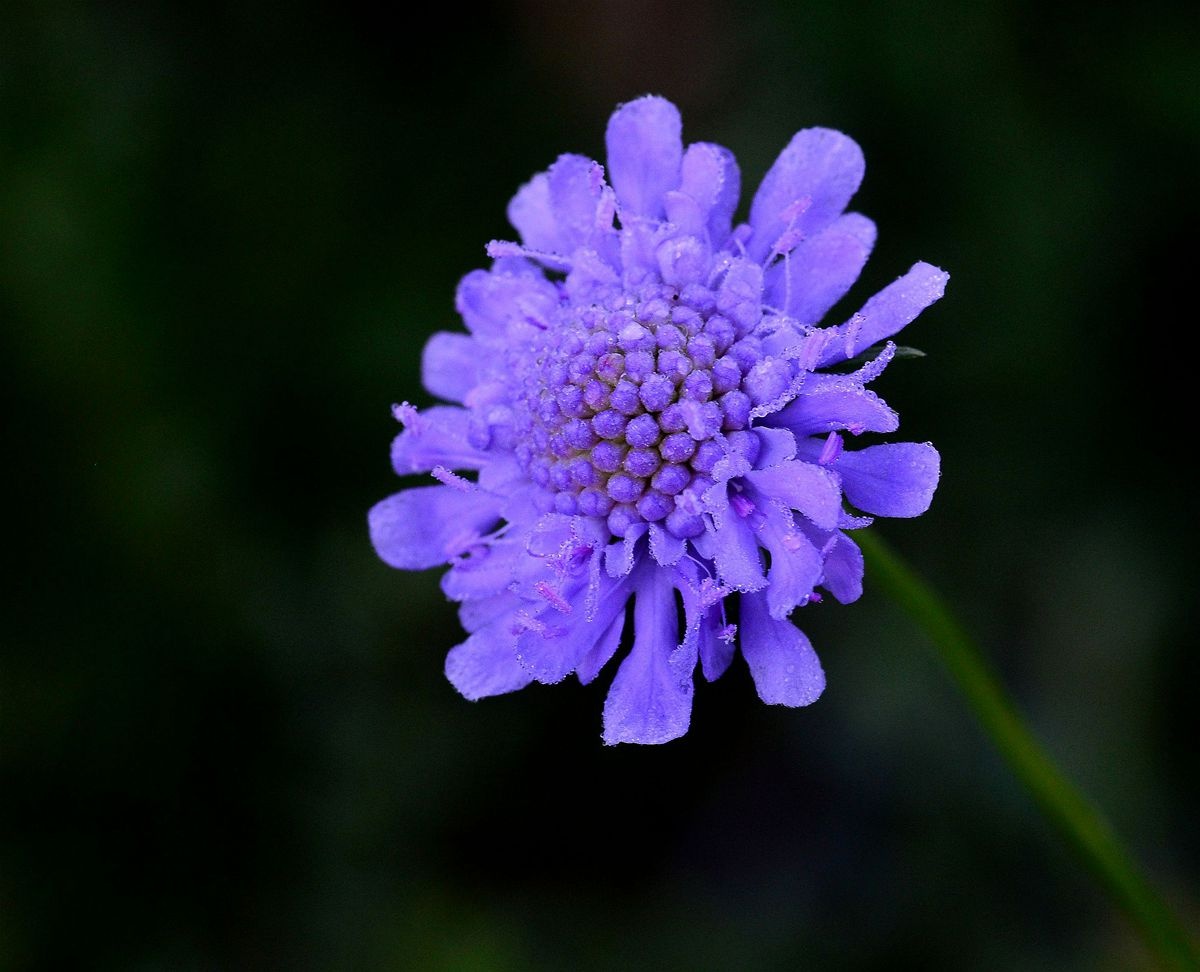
[2,0,1197,968]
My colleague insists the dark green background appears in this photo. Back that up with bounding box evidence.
[2,1,1196,968]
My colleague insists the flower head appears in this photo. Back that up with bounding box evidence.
[369,96,946,744]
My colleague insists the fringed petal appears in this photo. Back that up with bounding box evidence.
[605,95,683,220]
[739,593,826,706]
[445,624,533,700]
[421,331,482,403]
[815,262,948,367]
[748,128,865,263]
[369,486,501,570]
[602,566,692,744]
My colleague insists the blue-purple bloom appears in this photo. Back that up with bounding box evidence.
[370,96,946,744]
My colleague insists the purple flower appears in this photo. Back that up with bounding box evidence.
[369,96,946,744]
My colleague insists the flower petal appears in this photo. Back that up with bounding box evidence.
[648,523,686,566]
[390,405,491,474]
[515,570,632,683]
[833,441,941,517]
[441,540,524,601]
[458,590,520,634]
[672,559,736,683]
[754,426,797,469]
[698,614,735,682]
[768,385,898,439]
[604,523,647,577]
[758,507,823,620]
[576,610,626,686]
[765,212,876,324]
[445,624,533,700]
[816,262,948,367]
[602,567,692,745]
[455,265,560,341]
[421,332,482,403]
[679,141,741,246]
[507,171,559,252]
[708,503,767,592]
[820,531,863,604]
[744,459,843,530]
[548,154,608,249]
[368,486,502,570]
[663,189,706,238]
[739,593,826,706]
[748,128,865,263]
[605,96,683,220]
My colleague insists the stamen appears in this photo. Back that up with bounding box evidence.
[431,465,474,491]
[767,197,812,263]
[697,577,731,610]
[392,401,421,429]
[818,432,844,466]
[730,492,756,518]
[486,239,573,272]
[533,581,573,614]
[779,196,813,223]
[769,227,805,262]
[796,329,829,371]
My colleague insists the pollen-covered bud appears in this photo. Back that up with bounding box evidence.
[638,373,674,412]
[625,413,661,447]
[710,356,741,393]
[624,448,661,478]
[651,463,691,495]
[686,335,716,368]
[606,503,641,538]
[596,352,625,383]
[636,490,673,522]
[577,487,613,516]
[660,433,697,463]
[591,441,625,473]
[564,418,597,450]
[720,390,752,429]
[681,369,713,401]
[606,473,645,504]
[703,315,736,353]
[657,403,687,433]
[624,349,655,381]
[610,380,642,415]
[657,349,692,382]
[592,409,628,439]
[569,458,597,487]
[582,379,609,410]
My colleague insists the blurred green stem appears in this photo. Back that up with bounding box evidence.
[857,531,1199,971]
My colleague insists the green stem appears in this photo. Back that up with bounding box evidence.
[856,531,1199,971]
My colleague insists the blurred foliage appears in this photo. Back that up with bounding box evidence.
[1,0,1196,969]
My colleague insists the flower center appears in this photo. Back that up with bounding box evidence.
[511,280,794,539]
